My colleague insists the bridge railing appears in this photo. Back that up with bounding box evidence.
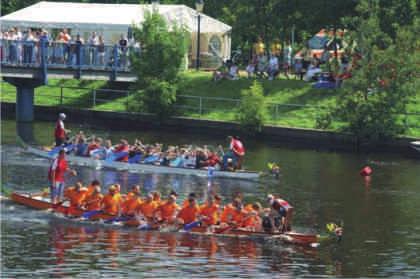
[0,39,137,72]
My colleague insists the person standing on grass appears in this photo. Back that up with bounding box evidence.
[48,149,77,205]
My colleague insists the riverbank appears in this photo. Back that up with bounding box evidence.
[2,102,418,155]
[1,71,419,138]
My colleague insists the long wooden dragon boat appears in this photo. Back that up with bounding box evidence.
[10,191,320,246]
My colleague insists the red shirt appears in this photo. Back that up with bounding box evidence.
[48,156,68,182]
[230,138,245,156]
[114,144,129,162]
[54,120,66,140]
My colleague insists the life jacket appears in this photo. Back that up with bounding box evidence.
[54,120,66,140]
[231,138,245,156]
[48,157,68,182]
[272,199,292,210]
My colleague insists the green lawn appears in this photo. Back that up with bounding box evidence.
[1,71,419,137]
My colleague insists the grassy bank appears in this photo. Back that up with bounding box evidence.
[1,71,419,137]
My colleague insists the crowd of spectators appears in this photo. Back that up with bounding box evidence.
[0,27,139,70]
[212,42,352,87]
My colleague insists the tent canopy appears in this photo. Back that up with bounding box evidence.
[0,1,232,34]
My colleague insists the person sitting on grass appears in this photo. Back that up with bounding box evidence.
[227,62,239,80]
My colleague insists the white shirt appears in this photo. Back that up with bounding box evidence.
[269,57,279,70]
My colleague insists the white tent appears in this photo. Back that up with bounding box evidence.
[0,1,232,64]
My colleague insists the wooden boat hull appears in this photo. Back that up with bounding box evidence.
[10,192,115,220]
[10,192,319,246]
[22,144,260,181]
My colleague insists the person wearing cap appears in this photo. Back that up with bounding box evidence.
[101,185,123,215]
[266,194,294,232]
[153,194,179,224]
[48,149,77,204]
[54,113,70,147]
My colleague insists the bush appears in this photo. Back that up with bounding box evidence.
[130,10,189,118]
[236,80,266,133]
[141,79,178,118]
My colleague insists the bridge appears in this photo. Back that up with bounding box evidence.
[1,39,137,122]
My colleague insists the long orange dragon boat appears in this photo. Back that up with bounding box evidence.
[10,191,321,246]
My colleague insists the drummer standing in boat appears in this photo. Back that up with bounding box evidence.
[227,136,245,169]
[54,113,71,147]
[48,149,77,204]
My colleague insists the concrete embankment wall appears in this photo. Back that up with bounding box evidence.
[2,102,417,153]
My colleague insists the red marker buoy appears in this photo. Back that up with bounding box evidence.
[360,166,372,176]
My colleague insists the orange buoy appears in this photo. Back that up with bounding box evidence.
[360,166,372,176]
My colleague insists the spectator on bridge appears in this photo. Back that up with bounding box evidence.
[62,29,72,64]
[97,35,105,67]
[75,34,84,66]
[119,34,128,69]
[23,29,35,65]
[88,31,99,66]
[8,29,18,64]
[53,32,65,64]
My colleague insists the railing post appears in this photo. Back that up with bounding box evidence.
[110,44,118,81]
[126,90,129,111]
[76,43,82,79]
[40,37,48,85]
[92,89,96,107]
[199,97,203,116]
[60,86,64,105]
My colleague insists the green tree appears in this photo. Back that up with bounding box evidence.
[130,10,189,118]
[236,80,267,133]
[319,0,419,142]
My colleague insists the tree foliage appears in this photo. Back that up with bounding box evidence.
[130,10,188,118]
[236,80,266,133]
[318,0,419,142]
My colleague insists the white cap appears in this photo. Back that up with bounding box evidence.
[59,113,66,120]
[267,194,274,204]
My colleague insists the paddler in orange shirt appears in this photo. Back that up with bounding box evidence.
[177,195,201,226]
[151,191,163,206]
[153,194,179,224]
[242,202,263,231]
[121,185,142,216]
[66,182,88,216]
[86,180,101,198]
[101,185,122,216]
[83,185,103,211]
[137,193,158,220]
[199,196,220,226]
[220,198,247,227]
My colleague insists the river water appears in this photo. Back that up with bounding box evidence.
[1,120,420,278]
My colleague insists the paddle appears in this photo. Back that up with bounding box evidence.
[81,210,103,219]
[104,215,133,224]
[183,220,202,231]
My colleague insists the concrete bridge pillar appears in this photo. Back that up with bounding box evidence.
[16,85,35,122]
[4,77,44,122]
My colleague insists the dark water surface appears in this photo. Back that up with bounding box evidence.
[1,120,420,278]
